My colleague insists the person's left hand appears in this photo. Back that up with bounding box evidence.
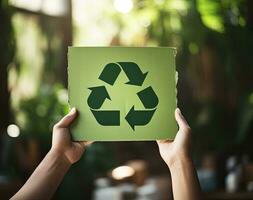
[157,108,192,168]
[51,108,92,164]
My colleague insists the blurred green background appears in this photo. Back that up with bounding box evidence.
[0,0,253,199]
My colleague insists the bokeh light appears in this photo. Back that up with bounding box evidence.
[114,0,133,13]
[7,124,20,138]
[112,165,135,180]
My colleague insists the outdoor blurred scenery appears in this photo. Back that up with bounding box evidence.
[1,0,253,199]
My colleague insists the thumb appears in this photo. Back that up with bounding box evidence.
[79,141,94,148]
[174,108,191,142]
[55,108,77,128]
[175,108,190,131]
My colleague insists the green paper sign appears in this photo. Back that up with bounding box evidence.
[68,47,177,141]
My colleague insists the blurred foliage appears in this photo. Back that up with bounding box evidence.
[0,0,15,64]
[5,0,253,166]
[16,85,116,199]
[236,93,253,144]
[0,0,15,132]
[17,85,69,147]
[128,0,253,153]
[1,0,253,198]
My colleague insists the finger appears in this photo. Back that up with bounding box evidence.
[175,108,190,131]
[56,107,77,128]
[156,139,173,144]
[79,141,94,148]
[81,141,94,146]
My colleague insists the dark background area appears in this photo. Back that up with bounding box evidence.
[0,0,253,199]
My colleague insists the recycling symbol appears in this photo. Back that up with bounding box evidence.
[87,62,159,130]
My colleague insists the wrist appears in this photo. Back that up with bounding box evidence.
[166,153,192,169]
[49,148,72,167]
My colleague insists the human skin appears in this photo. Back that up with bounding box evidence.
[11,108,201,200]
[157,108,201,200]
[11,108,91,200]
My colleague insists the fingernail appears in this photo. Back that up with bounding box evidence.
[176,108,181,114]
[70,107,76,114]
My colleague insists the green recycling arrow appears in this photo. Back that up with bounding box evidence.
[91,109,120,126]
[87,61,159,130]
[125,106,156,130]
[118,62,148,86]
[137,86,158,109]
[98,62,148,86]
[99,63,121,85]
[87,86,111,109]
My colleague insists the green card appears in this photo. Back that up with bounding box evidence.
[68,47,177,141]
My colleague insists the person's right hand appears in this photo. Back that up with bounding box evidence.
[157,108,192,168]
[51,108,92,165]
